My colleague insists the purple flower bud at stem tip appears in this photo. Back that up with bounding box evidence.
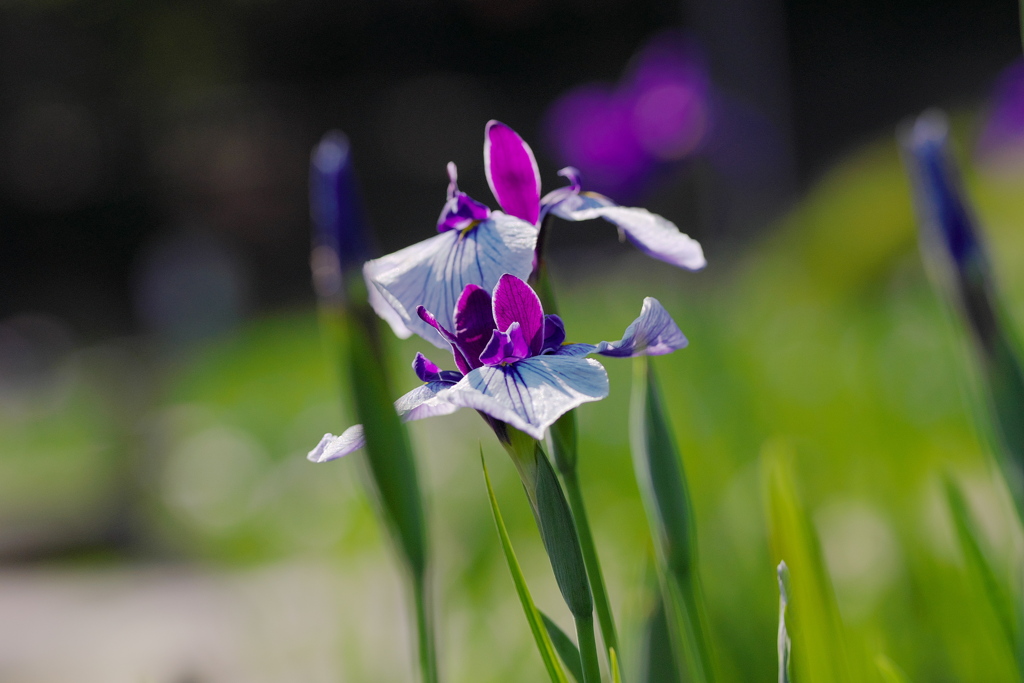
[310,131,372,272]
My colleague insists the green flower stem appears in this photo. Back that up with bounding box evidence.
[501,427,602,683]
[575,612,603,683]
[561,461,622,670]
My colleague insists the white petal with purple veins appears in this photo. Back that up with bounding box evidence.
[595,297,688,357]
[395,381,460,421]
[365,213,537,348]
[440,355,609,440]
[552,193,705,270]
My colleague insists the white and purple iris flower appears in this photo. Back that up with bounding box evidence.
[364,121,705,349]
[310,274,687,461]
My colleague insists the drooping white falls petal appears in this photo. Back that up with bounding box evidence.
[552,193,706,270]
[595,297,688,357]
[441,355,609,440]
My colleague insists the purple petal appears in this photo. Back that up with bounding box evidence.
[492,274,545,356]
[412,352,462,383]
[417,306,472,374]
[439,355,609,440]
[551,193,706,270]
[485,121,541,225]
[480,322,532,366]
[413,352,443,381]
[453,284,497,370]
[308,426,366,462]
[595,297,688,357]
[365,214,537,349]
[541,314,566,353]
[437,163,491,232]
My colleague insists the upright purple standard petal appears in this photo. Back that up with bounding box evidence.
[453,284,498,369]
[492,274,546,355]
[595,297,688,357]
[485,121,542,225]
[551,191,706,270]
[365,213,537,347]
[440,354,609,440]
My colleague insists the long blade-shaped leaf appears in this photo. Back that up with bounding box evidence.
[944,475,1018,655]
[630,356,715,683]
[763,444,850,683]
[552,410,622,672]
[482,451,570,683]
[639,589,678,683]
[541,610,584,683]
[502,428,603,683]
[311,133,436,683]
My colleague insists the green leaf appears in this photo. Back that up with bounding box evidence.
[944,475,1018,656]
[481,450,570,683]
[555,411,622,671]
[541,610,584,683]
[630,356,715,683]
[762,443,851,683]
[639,590,678,683]
[501,429,603,683]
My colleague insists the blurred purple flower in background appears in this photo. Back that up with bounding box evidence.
[544,32,711,200]
[977,59,1024,171]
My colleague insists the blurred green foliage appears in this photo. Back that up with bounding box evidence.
[4,126,1024,681]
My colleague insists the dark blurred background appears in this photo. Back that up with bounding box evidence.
[1,0,1019,341]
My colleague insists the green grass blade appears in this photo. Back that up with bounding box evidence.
[610,648,622,683]
[763,443,850,683]
[943,475,1017,654]
[482,450,569,683]
[630,356,715,683]
[541,610,584,683]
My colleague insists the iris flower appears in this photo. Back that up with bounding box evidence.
[365,121,705,348]
[310,274,687,461]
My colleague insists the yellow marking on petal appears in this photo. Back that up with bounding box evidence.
[458,221,481,240]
